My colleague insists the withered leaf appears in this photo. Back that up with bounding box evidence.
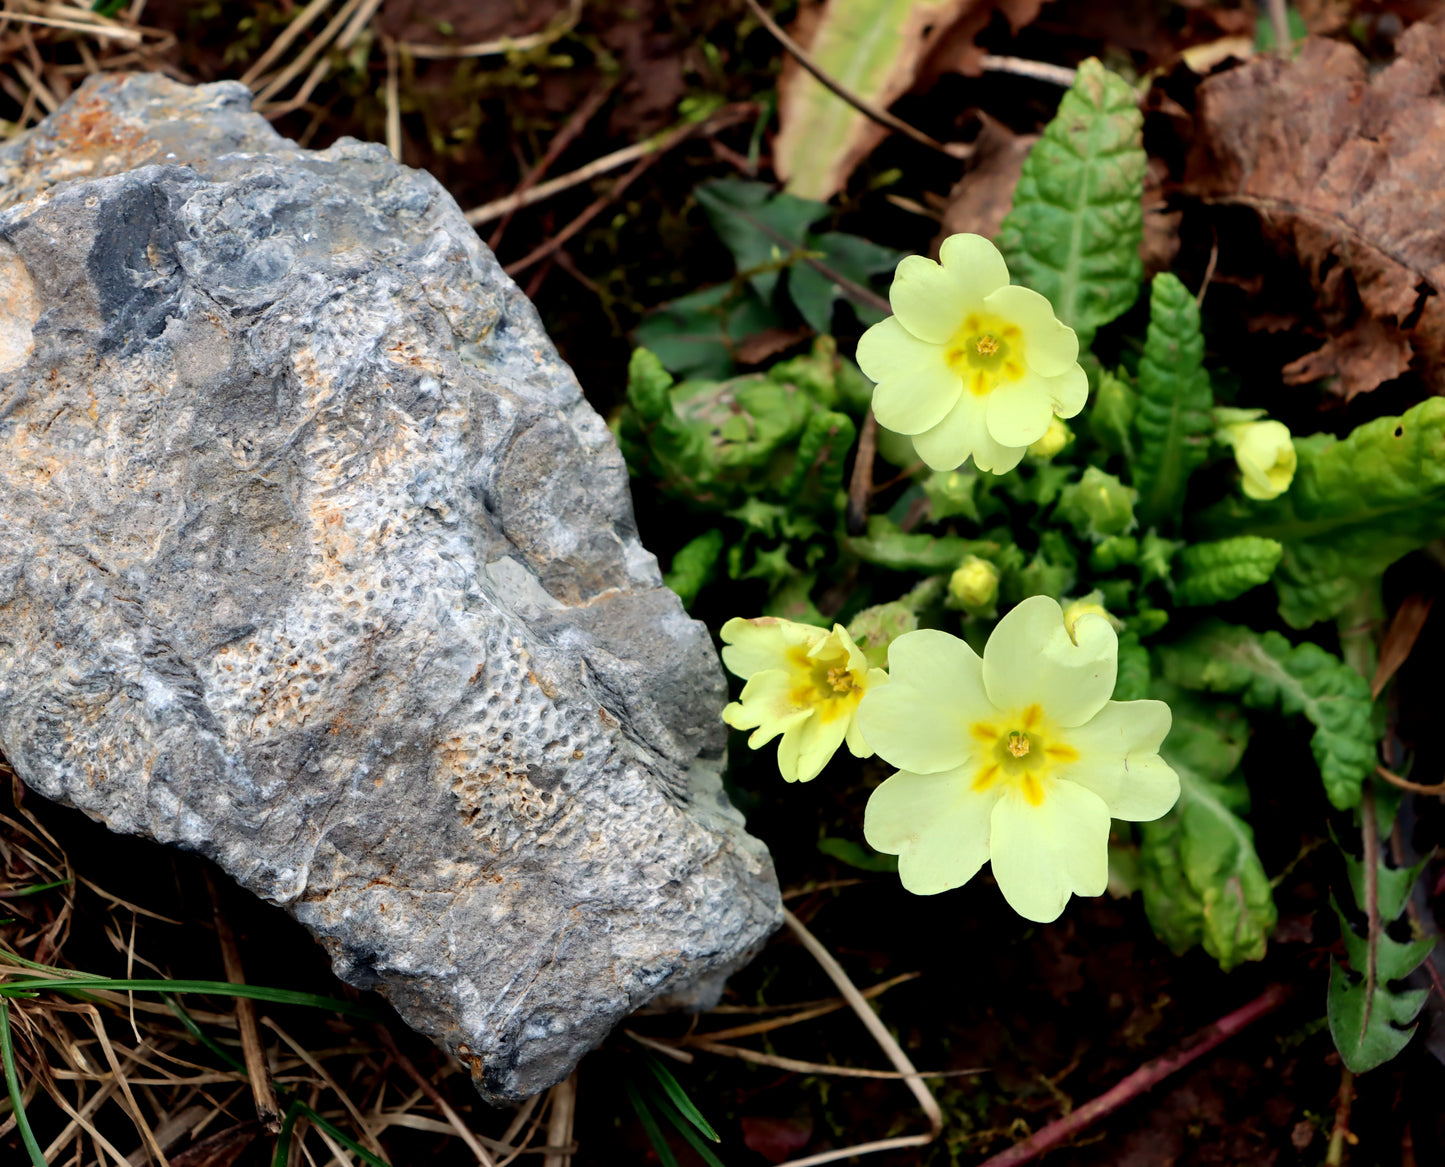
[1183,23,1445,395]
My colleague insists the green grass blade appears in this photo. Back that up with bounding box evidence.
[271,1099,306,1167]
[0,977,375,1017]
[298,1102,393,1167]
[164,995,248,1075]
[651,1085,728,1167]
[645,1054,720,1141]
[0,1000,47,1167]
[625,1076,679,1167]
[0,878,73,899]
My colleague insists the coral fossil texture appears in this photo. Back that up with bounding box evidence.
[0,74,781,1100]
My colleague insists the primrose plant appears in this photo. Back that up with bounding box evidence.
[620,57,1444,1076]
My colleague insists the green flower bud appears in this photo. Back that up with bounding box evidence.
[1058,467,1137,538]
[947,555,1001,614]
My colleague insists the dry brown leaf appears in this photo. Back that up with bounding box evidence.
[1182,24,1445,395]
[1281,317,1415,400]
[1372,593,1434,699]
[934,114,1035,246]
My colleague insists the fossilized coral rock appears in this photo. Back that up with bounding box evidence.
[0,74,781,1100]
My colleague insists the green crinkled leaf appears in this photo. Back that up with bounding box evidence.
[1089,369,1137,459]
[1139,689,1276,970]
[1113,632,1150,701]
[842,515,1003,574]
[995,58,1146,344]
[1174,536,1283,607]
[1328,844,1436,1073]
[1159,623,1376,810]
[1203,397,1445,629]
[663,530,725,609]
[1132,273,1213,527]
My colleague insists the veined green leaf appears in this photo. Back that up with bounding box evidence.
[842,515,1002,574]
[633,284,780,381]
[1328,838,1436,1073]
[1202,397,1445,628]
[996,58,1146,344]
[1132,273,1213,527]
[1139,690,1275,970]
[1159,623,1376,810]
[696,179,826,301]
[1173,536,1283,607]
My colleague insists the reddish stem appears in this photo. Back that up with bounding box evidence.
[977,984,1291,1167]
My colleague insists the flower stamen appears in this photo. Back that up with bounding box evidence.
[826,667,858,694]
[975,334,999,356]
[1007,731,1031,758]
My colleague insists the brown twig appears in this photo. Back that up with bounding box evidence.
[741,0,966,160]
[542,1072,576,1167]
[976,54,1077,87]
[846,409,878,536]
[502,108,753,276]
[976,984,1292,1167]
[1325,1066,1355,1167]
[374,1025,497,1166]
[1266,0,1292,56]
[205,871,281,1132]
[1375,764,1445,798]
[489,77,619,250]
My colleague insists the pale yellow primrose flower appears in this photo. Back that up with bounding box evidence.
[855,234,1088,475]
[1216,409,1296,500]
[721,618,888,783]
[856,596,1179,923]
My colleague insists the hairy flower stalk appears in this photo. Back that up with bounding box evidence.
[856,233,1088,474]
[857,597,1179,922]
[720,618,887,783]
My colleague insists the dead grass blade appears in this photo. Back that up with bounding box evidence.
[373,1026,495,1167]
[541,1073,575,1167]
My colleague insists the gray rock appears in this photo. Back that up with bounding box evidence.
[0,74,781,1100]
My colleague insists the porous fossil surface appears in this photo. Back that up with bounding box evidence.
[0,74,781,1100]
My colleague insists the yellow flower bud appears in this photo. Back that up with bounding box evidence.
[1218,414,1296,501]
[948,556,1000,612]
[1062,591,1125,645]
[1028,418,1073,461]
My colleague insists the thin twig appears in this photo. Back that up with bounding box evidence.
[502,108,753,276]
[542,1073,575,1167]
[262,1017,387,1158]
[742,0,965,159]
[1325,1066,1354,1167]
[206,872,281,1132]
[1375,764,1445,798]
[395,0,581,59]
[977,54,1077,87]
[975,985,1291,1167]
[1266,0,1292,56]
[680,1037,982,1081]
[374,1026,497,1167]
[238,0,337,87]
[489,76,618,250]
[782,908,943,1158]
[846,409,878,536]
[383,36,401,162]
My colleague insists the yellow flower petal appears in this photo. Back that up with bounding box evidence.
[723,669,811,739]
[889,254,968,344]
[937,232,1011,298]
[982,284,1080,377]
[778,711,851,783]
[988,779,1110,922]
[720,616,821,679]
[983,372,1056,448]
[857,630,992,773]
[844,667,890,758]
[1062,700,1179,821]
[912,396,1027,474]
[981,597,1116,728]
[864,766,995,895]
